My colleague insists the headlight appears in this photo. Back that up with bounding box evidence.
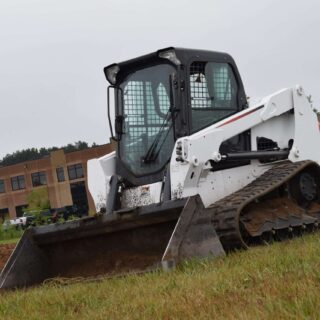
[104,64,120,85]
[158,48,181,65]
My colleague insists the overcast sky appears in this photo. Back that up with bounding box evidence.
[0,0,319,158]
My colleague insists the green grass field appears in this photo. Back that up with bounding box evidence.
[1,234,320,320]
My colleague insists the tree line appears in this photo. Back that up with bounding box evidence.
[0,141,98,167]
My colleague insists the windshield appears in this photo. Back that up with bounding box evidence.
[119,64,176,177]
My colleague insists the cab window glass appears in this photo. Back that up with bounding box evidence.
[119,64,175,176]
[190,62,238,132]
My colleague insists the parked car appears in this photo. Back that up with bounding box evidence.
[22,211,37,227]
[21,206,80,227]
[2,217,27,230]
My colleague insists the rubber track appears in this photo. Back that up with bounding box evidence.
[211,160,317,250]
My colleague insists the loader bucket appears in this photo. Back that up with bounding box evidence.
[0,196,225,289]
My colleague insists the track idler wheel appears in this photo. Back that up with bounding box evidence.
[288,169,320,208]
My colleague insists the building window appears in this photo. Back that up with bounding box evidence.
[68,163,84,180]
[56,167,65,182]
[0,180,5,193]
[0,208,9,223]
[15,205,27,218]
[11,175,25,191]
[31,171,47,187]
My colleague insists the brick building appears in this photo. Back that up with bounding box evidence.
[0,143,113,220]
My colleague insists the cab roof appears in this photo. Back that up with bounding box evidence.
[104,47,236,85]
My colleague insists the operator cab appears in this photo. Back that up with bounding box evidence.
[104,47,248,186]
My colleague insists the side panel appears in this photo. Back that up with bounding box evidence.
[181,162,270,207]
[87,151,116,211]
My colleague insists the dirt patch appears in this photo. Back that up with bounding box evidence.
[0,243,16,271]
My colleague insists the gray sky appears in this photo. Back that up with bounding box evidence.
[1,0,320,158]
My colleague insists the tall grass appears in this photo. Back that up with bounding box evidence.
[1,234,320,319]
[0,225,23,242]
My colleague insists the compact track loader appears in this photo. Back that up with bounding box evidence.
[2,47,320,289]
